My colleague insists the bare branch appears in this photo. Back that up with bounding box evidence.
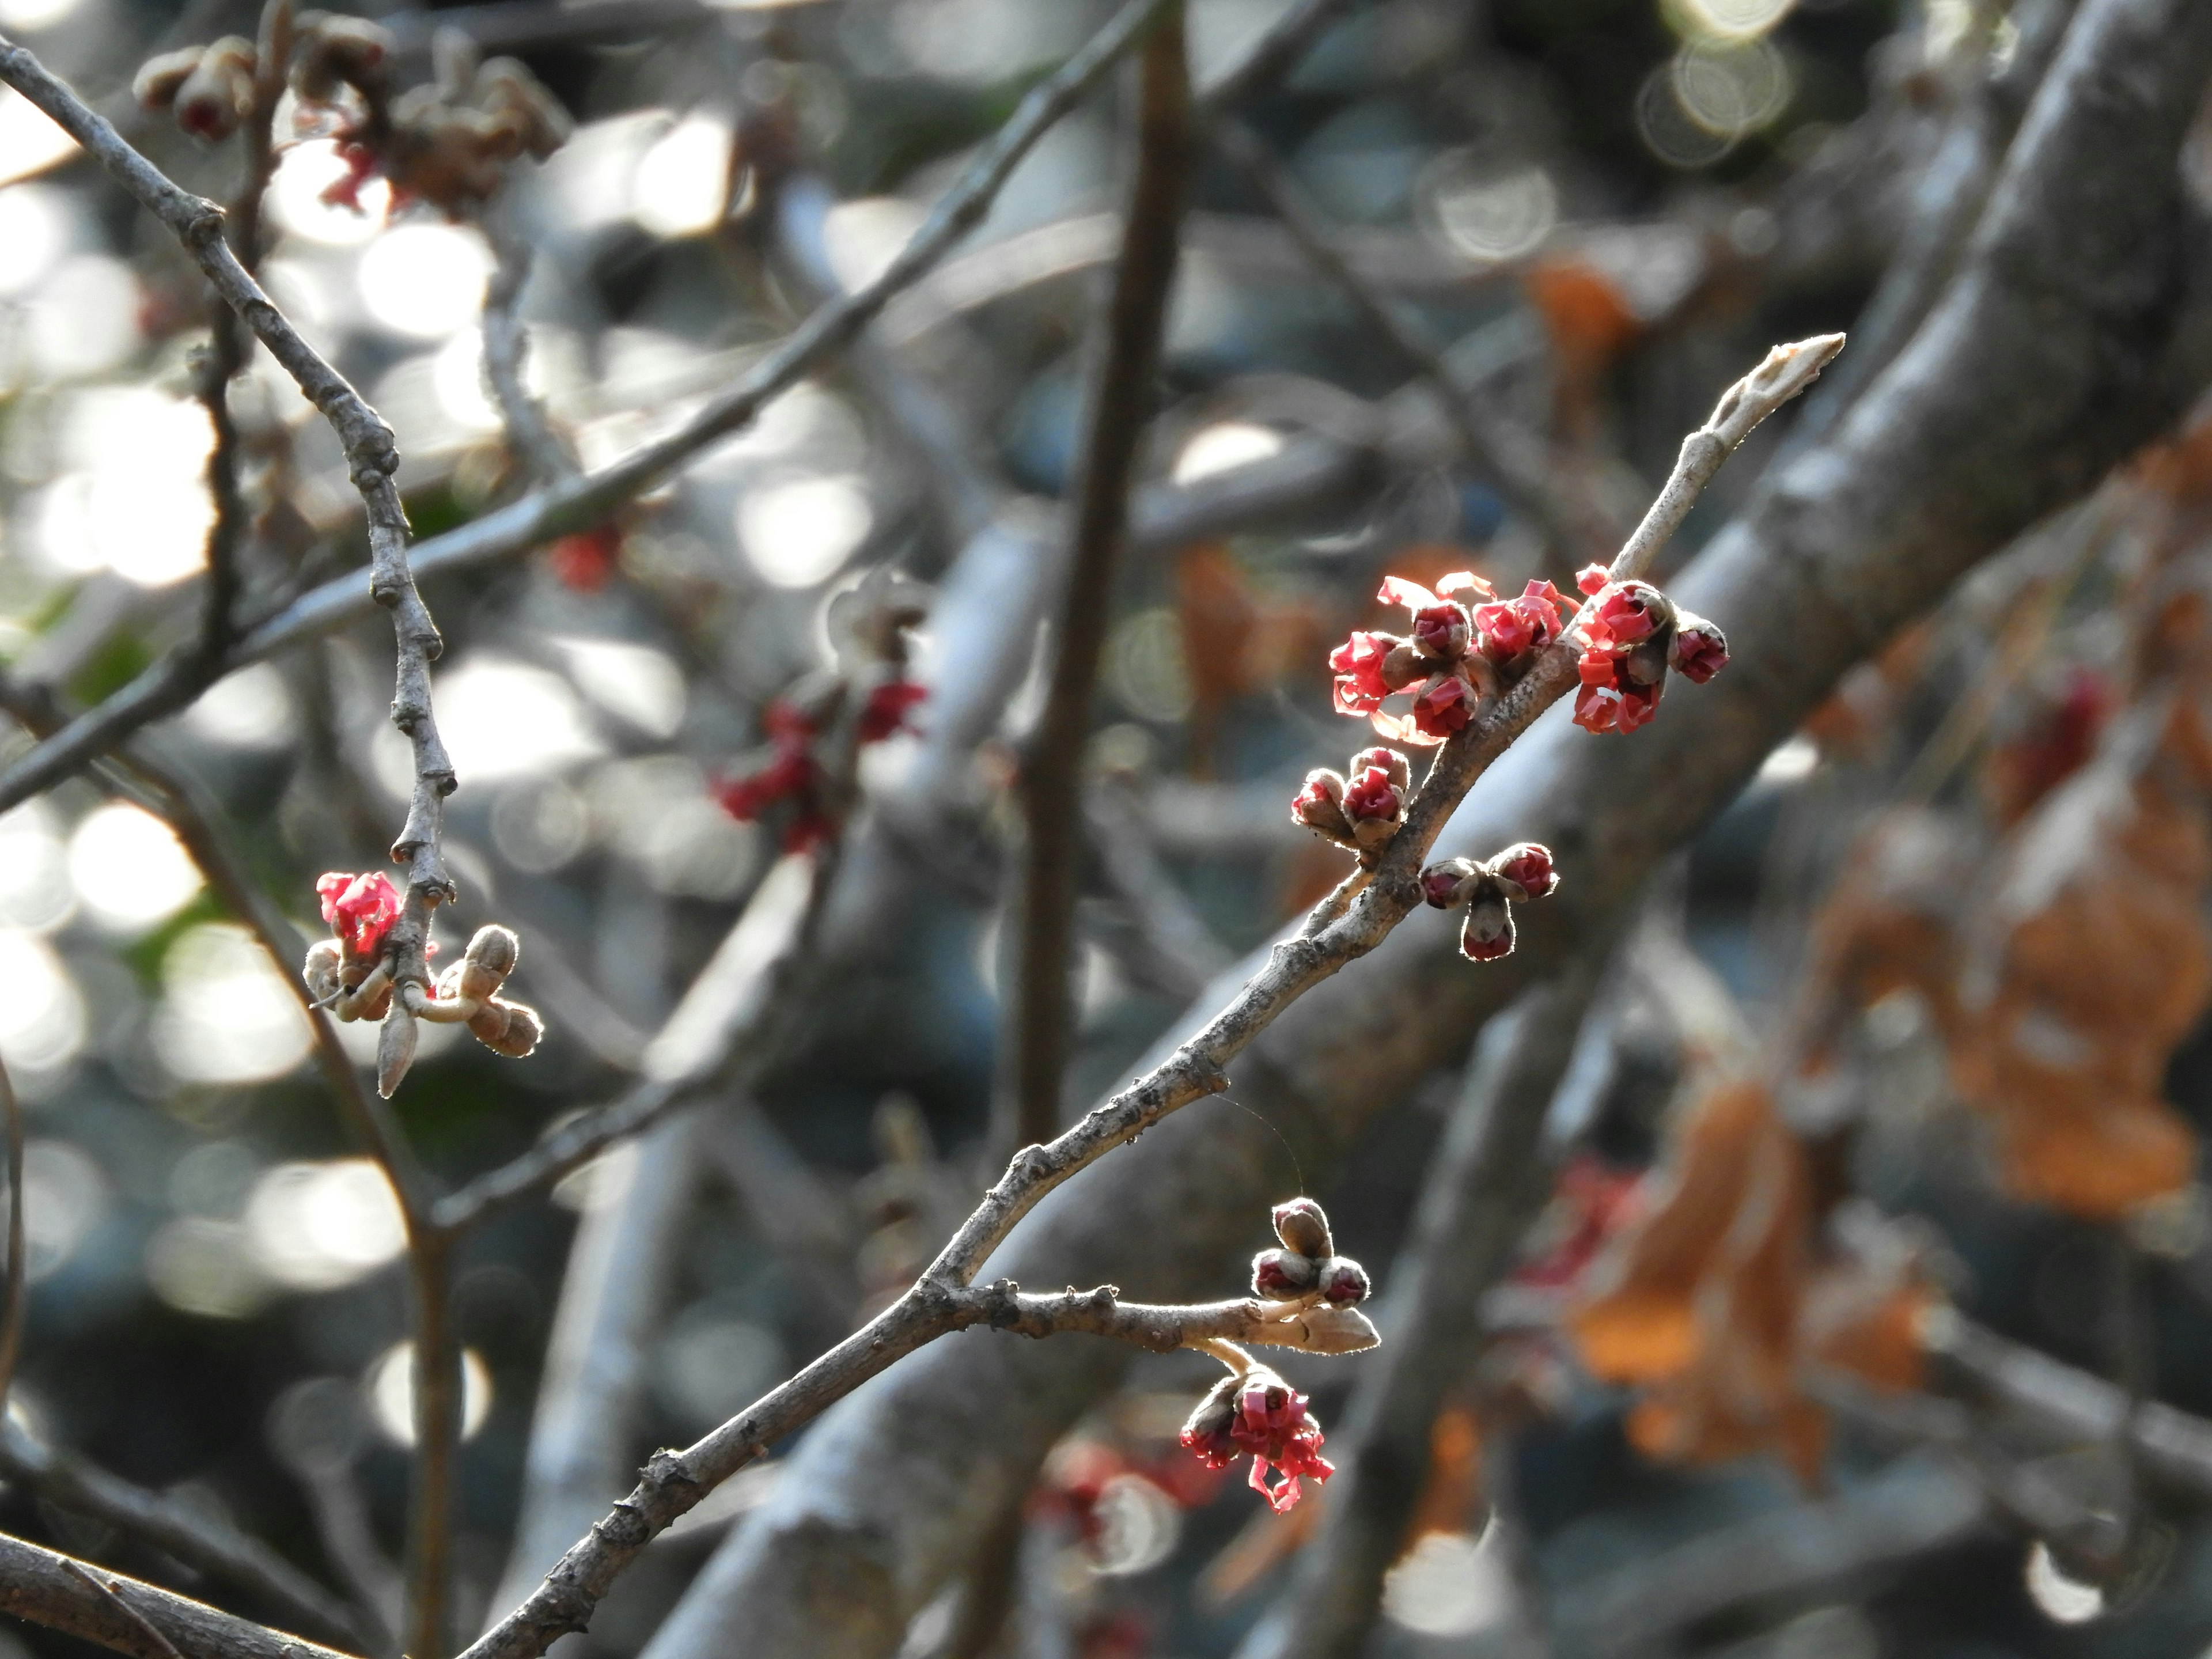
[1008,4,1192,1149]
[0,1532,360,1659]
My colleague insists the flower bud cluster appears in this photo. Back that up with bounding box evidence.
[1570,565,1728,736]
[1291,746,1410,861]
[1179,1365,1334,1513]
[302,874,543,1076]
[1250,1196,1372,1307]
[135,36,261,142]
[717,573,930,854]
[1328,571,1570,747]
[286,17,570,215]
[1419,842,1558,962]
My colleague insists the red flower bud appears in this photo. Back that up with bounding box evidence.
[1330,631,1401,714]
[1410,674,1475,740]
[1411,602,1470,663]
[1669,614,1728,683]
[1252,1248,1319,1298]
[1576,564,1610,596]
[1341,766,1402,826]
[1347,747,1411,794]
[1420,858,1478,908]
[1272,1197,1334,1259]
[1490,843,1558,901]
[1318,1257,1370,1305]
[1588,582,1665,647]
[1461,887,1516,961]
[1291,770,1354,844]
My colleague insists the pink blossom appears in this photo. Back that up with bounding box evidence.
[1411,603,1470,663]
[1573,649,1662,734]
[1587,584,1661,647]
[1475,579,1571,662]
[317,871,401,963]
[1181,1369,1334,1512]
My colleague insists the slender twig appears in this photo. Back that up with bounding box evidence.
[480,202,574,483]
[1211,116,1606,570]
[404,1237,459,1659]
[58,1563,188,1659]
[1007,5,1192,1150]
[0,1532,360,1659]
[0,1419,372,1653]
[453,335,1836,1659]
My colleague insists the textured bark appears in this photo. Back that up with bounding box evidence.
[632,2,2212,1654]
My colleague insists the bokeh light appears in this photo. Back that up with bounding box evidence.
[17,1140,108,1280]
[40,387,214,586]
[555,637,687,739]
[0,0,83,30]
[244,1160,407,1292]
[0,184,71,298]
[1671,39,1793,138]
[183,664,297,751]
[2024,1541,2105,1624]
[736,474,874,589]
[1663,0,1796,43]
[652,1310,787,1433]
[0,931,82,1077]
[145,1217,272,1320]
[151,924,313,1086]
[1422,156,1559,263]
[0,802,74,933]
[430,656,604,783]
[357,222,493,340]
[266,139,391,247]
[0,88,77,187]
[1172,421,1283,485]
[821,197,926,293]
[1381,1527,1514,1637]
[24,254,141,379]
[67,802,203,931]
[632,113,732,239]
[366,1342,493,1445]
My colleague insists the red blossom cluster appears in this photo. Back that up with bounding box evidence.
[317,869,400,964]
[1570,564,1728,735]
[1329,572,1571,746]
[1418,842,1558,961]
[1179,1366,1335,1514]
[715,683,925,853]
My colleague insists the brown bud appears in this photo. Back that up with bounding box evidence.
[1272,1196,1333,1259]
[469,999,544,1059]
[134,48,204,110]
[291,11,391,101]
[376,1001,418,1098]
[474,58,571,160]
[302,938,343,1004]
[1380,642,1430,692]
[1461,880,1515,962]
[460,923,519,1001]
[173,37,257,142]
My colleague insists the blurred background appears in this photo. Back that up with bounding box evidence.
[9,1,2212,1657]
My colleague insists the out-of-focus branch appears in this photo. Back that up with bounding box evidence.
[1237,969,1604,1659]
[1008,7,1193,1150]
[0,1420,372,1653]
[1211,116,1608,570]
[480,205,574,484]
[0,1532,362,1659]
[0,0,1183,814]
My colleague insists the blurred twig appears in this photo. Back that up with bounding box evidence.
[1007,4,1193,1152]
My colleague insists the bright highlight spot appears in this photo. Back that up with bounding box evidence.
[0,931,83,1077]
[16,1141,108,1280]
[267,140,391,247]
[0,87,77,187]
[1425,160,1558,263]
[152,924,313,1086]
[0,185,69,297]
[244,1160,407,1291]
[0,803,73,933]
[1172,422,1283,485]
[555,637,687,738]
[736,474,873,589]
[184,664,296,749]
[2025,1541,2105,1624]
[1671,39,1793,138]
[1665,0,1794,41]
[1756,734,1820,786]
[366,1342,493,1445]
[69,803,203,931]
[358,222,493,340]
[1382,1526,1514,1638]
[41,388,215,586]
[632,113,732,238]
[431,656,604,782]
[0,0,83,30]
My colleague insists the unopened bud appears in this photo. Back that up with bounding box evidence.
[1272,1196,1333,1259]
[459,923,519,1001]
[1670,613,1729,683]
[1488,843,1557,902]
[173,37,257,141]
[376,1001,419,1098]
[1420,858,1478,909]
[1291,770,1354,844]
[1348,747,1410,795]
[1318,1257,1370,1306]
[1461,882,1515,962]
[1380,642,1430,692]
[469,999,544,1059]
[133,48,203,109]
[1252,1248,1320,1299]
[302,938,343,1004]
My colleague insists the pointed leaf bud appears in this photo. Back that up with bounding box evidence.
[376,1001,419,1098]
